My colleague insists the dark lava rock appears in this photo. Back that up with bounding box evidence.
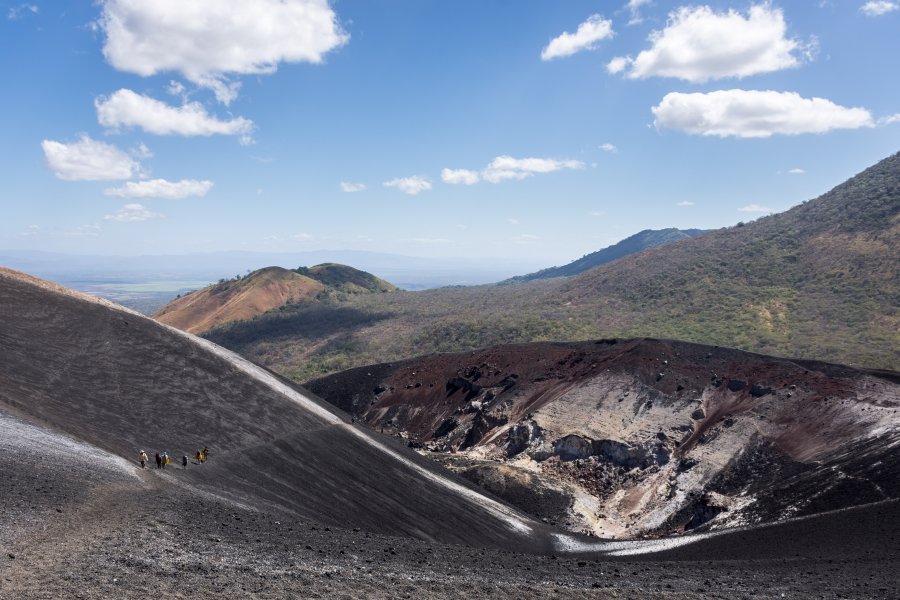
[434,417,458,438]
[750,384,772,397]
[727,379,747,392]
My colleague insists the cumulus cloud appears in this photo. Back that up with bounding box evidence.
[98,0,349,104]
[652,90,874,138]
[42,135,141,181]
[340,181,366,192]
[880,113,900,125]
[482,156,584,183]
[541,15,614,61]
[860,1,898,16]
[96,89,254,142]
[104,178,214,199]
[626,0,653,25]
[441,168,480,185]
[606,56,630,74]
[599,143,618,153]
[104,203,164,222]
[610,4,804,82]
[383,176,432,195]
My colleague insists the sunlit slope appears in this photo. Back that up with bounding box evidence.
[203,151,900,379]
[153,263,397,335]
[153,266,325,334]
[0,267,546,550]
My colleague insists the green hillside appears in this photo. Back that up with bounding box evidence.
[205,152,900,381]
[295,263,397,294]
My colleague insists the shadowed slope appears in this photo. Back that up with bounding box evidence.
[0,267,547,550]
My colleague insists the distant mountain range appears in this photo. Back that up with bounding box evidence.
[502,228,707,284]
[196,151,899,380]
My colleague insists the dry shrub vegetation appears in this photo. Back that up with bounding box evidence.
[205,152,900,381]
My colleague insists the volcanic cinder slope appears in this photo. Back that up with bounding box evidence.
[3,267,900,598]
[0,267,542,549]
[306,340,900,539]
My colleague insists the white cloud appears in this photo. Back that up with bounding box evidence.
[880,113,900,125]
[652,90,874,138]
[508,218,520,225]
[599,143,618,153]
[104,178,214,199]
[412,237,451,244]
[383,176,432,195]
[676,201,695,206]
[99,0,349,104]
[589,211,605,217]
[482,155,584,183]
[626,0,652,25]
[8,4,37,19]
[441,168,480,185]
[611,4,803,82]
[541,15,614,61]
[606,56,630,74]
[132,143,153,159]
[96,89,254,142]
[787,168,805,174]
[340,182,367,192]
[293,232,314,241]
[860,1,898,16]
[42,135,141,181]
[739,204,774,213]
[166,80,186,97]
[104,203,164,222]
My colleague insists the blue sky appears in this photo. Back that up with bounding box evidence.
[2,0,899,265]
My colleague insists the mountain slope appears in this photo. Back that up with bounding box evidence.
[204,151,899,379]
[153,263,395,335]
[559,151,900,366]
[503,228,706,283]
[297,262,397,293]
[0,266,544,550]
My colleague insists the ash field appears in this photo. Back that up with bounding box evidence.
[1,266,899,599]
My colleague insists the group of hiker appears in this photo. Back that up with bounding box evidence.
[138,447,209,470]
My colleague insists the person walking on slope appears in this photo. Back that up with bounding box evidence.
[155,452,162,469]
[139,450,148,469]
[182,455,188,470]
